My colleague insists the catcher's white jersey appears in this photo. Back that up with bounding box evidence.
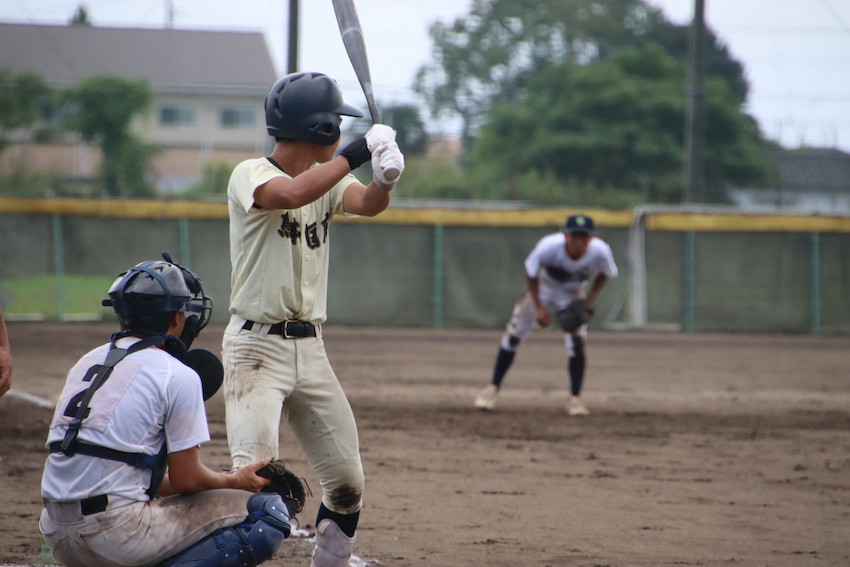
[524,232,618,308]
[42,337,209,503]
[227,157,359,325]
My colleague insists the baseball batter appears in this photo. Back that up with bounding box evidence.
[475,214,618,415]
[222,71,404,567]
[39,257,291,567]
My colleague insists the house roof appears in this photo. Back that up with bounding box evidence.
[771,148,850,192]
[0,22,277,93]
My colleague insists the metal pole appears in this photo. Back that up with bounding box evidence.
[433,225,444,328]
[683,231,696,332]
[628,209,647,329]
[810,232,821,334]
[179,218,191,268]
[52,215,66,321]
[287,0,299,74]
[683,0,706,203]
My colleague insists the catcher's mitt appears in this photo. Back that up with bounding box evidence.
[256,459,309,516]
[555,300,594,333]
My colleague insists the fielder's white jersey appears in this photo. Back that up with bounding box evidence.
[42,337,209,503]
[524,232,618,308]
[228,157,359,325]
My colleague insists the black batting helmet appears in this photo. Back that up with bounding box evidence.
[102,252,212,348]
[265,72,363,146]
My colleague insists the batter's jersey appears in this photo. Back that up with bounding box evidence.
[228,157,359,325]
[524,232,618,308]
[42,337,209,503]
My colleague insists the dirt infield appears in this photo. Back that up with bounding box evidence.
[1,321,849,567]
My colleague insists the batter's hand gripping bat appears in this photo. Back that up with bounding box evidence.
[332,0,400,181]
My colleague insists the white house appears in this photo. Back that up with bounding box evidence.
[729,148,850,213]
[0,22,278,192]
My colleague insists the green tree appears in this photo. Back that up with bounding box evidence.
[347,103,429,158]
[181,160,234,197]
[0,69,50,153]
[470,44,774,204]
[69,5,92,26]
[380,105,429,157]
[64,75,159,196]
[414,0,748,149]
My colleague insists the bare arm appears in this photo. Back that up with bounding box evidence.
[0,307,12,397]
[253,156,352,210]
[156,447,270,497]
[342,179,392,217]
[526,273,551,328]
[586,273,609,306]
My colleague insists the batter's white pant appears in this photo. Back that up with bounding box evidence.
[40,489,252,567]
[222,315,364,515]
[500,291,588,356]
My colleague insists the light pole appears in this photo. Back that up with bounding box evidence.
[287,0,299,74]
[683,0,706,203]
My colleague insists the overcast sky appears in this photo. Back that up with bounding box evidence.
[2,0,849,151]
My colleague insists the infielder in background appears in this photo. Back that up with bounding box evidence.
[222,71,404,567]
[475,214,618,415]
[40,256,291,567]
[0,305,12,397]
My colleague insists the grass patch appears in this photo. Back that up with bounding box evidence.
[1,274,114,320]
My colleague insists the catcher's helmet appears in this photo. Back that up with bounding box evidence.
[265,72,363,146]
[102,252,212,348]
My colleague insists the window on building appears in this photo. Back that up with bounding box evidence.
[220,106,255,128]
[159,104,195,126]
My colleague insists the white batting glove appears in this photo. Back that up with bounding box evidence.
[365,124,396,152]
[372,141,405,187]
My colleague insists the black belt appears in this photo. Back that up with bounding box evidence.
[242,319,316,339]
[80,494,108,516]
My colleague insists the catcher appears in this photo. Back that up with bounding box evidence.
[39,255,304,567]
[474,214,618,415]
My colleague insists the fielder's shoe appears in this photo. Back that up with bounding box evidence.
[474,385,499,410]
[566,395,590,417]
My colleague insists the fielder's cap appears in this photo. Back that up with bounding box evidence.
[564,214,594,234]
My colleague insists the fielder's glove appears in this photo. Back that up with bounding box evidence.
[555,300,594,333]
[255,459,309,517]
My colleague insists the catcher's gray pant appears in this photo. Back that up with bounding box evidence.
[500,291,588,356]
[40,489,253,567]
[222,315,364,515]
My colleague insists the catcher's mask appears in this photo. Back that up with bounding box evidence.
[102,252,212,350]
[265,72,363,146]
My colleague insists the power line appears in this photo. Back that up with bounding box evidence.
[715,25,850,35]
[820,0,850,34]
[753,93,850,102]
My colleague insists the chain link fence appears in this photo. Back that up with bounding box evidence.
[1,198,848,334]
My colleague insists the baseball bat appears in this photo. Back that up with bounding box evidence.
[331,0,400,182]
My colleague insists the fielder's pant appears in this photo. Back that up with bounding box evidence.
[222,315,364,515]
[40,489,252,567]
[500,290,588,355]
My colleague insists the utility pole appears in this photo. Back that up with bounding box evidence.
[287,0,299,74]
[165,0,174,29]
[683,0,706,203]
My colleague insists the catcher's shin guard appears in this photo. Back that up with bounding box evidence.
[157,494,290,567]
[310,519,357,567]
